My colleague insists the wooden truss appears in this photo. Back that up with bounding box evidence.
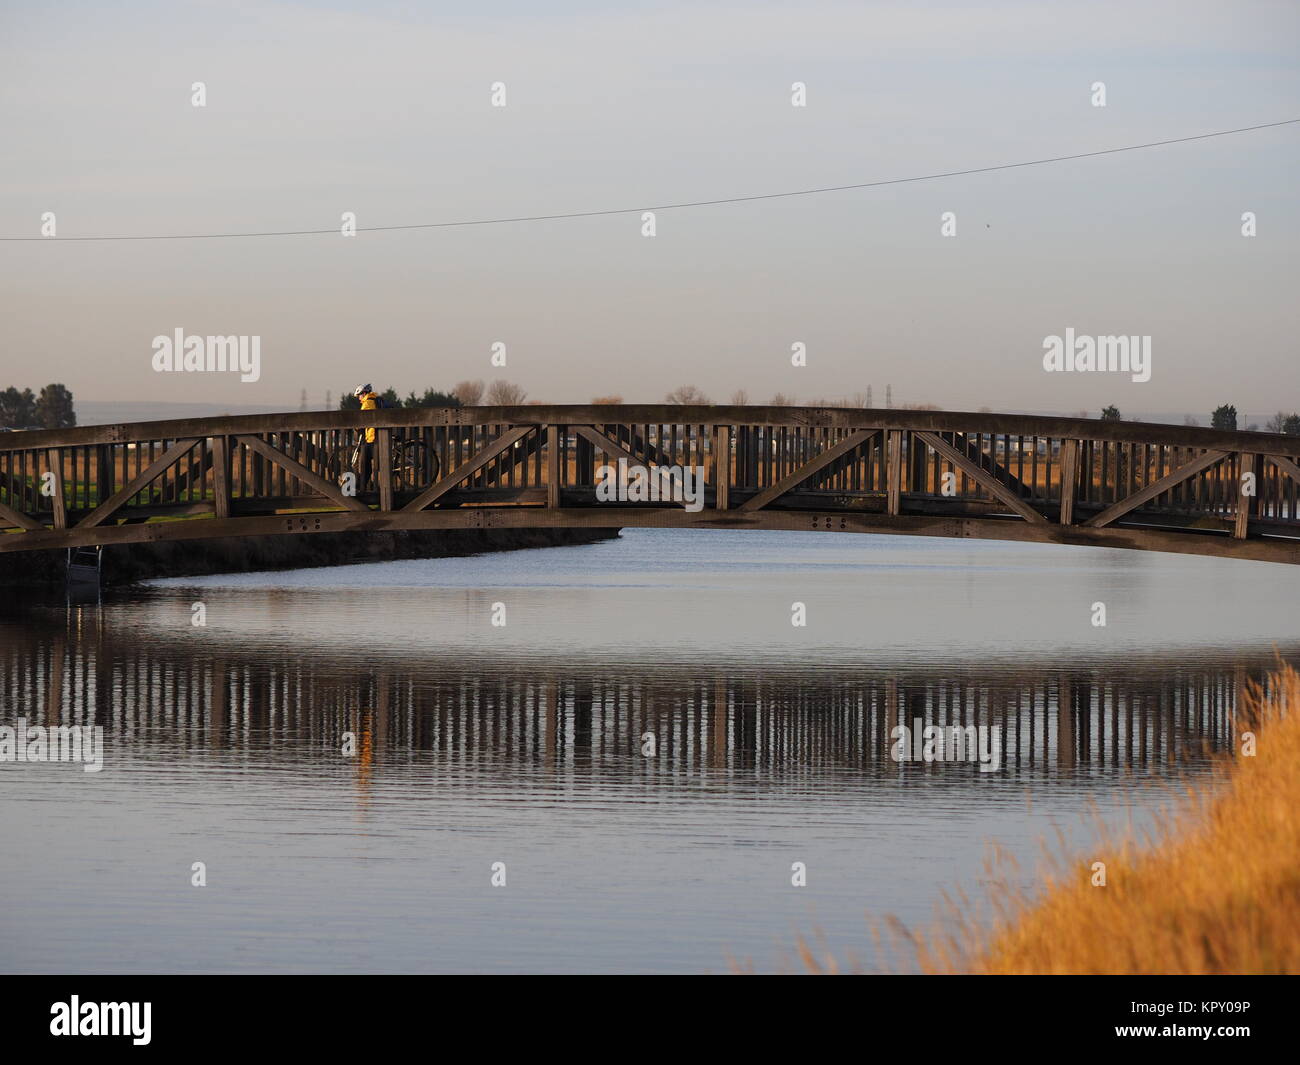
[0,408,1297,564]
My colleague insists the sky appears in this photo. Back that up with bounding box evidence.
[1,0,1298,417]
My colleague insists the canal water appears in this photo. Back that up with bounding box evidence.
[1,529,1297,973]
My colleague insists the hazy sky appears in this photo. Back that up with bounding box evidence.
[2,0,1297,414]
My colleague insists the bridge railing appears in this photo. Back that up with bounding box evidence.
[2,406,1298,560]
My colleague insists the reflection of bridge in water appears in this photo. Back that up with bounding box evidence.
[2,405,1298,563]
[3,611,1288,783]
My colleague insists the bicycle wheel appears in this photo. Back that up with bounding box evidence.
[393,439,428,492]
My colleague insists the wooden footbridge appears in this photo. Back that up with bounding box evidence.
[2,406,1298,564]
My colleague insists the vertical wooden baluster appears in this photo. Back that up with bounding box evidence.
[1059,439,1079,526]
[547,425,561,509]
[886,430,903,515]
[1235,453,1261,539]
[98,444,112,508]
[212,436,231,519]
[376,428,392,512]
[45,448,66,529]
[713,424,730,511]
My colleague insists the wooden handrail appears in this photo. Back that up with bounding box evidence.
[2,405,1298,457]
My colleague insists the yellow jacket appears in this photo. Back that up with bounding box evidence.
[359,391,380,443]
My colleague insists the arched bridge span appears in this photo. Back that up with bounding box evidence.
[1,406,1298,564]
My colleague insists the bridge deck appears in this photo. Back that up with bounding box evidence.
[2,405,1298,564]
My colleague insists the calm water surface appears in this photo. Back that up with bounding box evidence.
[1,529,1297,973]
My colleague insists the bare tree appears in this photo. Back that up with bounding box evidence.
[485,379,527,405]
[665,385,710,405]
[769,392,795,406]
[730,389,749,405]
[1183,414,1200,427]
[452,379,485,406]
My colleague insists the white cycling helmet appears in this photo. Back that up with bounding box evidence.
[354,383,372,397]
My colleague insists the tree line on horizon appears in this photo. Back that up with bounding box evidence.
[619,389,1300,430]
[337,379,528,410]
[0,384,76,429]
[6,378,1294,435]
[330,379,1299,434]
[1100,403,1300,434]
[670,392,1300,432]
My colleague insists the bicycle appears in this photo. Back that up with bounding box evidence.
[389,437,439,492]
[336,436,439,494]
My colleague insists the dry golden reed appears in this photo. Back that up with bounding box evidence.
[960,664,1299,975]
[792,664,1299,975]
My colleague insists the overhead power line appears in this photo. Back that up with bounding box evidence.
[4,118,1297,243]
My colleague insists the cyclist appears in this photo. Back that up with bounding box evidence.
[353,383,381,489]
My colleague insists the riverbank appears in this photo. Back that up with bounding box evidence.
[863,663,1299,976]
[790,664,1299,975]
[953,663,1298,975]
[0,526,621,587]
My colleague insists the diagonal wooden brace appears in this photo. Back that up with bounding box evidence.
[574,424,699,500]
[1266,453,1300,486]
[0,498,42,531]
[951,431,1034,498]
[573,425,657,470]
[402,425,534,512]
[739,429,878,511]
[77,438,199,529]
[915,431,1048,524]
[237,434,370,513]
[1085,449,1228,529]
